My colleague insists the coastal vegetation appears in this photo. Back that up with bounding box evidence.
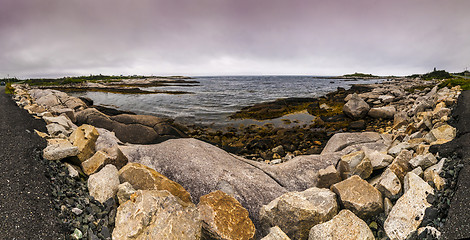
[5,82,15,94]
[342,72,379,78]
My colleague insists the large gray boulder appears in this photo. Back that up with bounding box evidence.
[321,132,382,155]
[343,93,370,119]
[259,187,338,240]
[120,138,289,227]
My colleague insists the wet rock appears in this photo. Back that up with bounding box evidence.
[316,165,341,188]
[384,172,434,240]
[261,226,291,240]
[69,124,99,162]
[409,153,437,169]
[343,93,370,119]
[116,182,136,205]
[376,168,402,200]
[198,190,255,240]
[87,164,120,203]
[118,162,192,204]
[331,175,383,219]
[43,139,79,161]
[112,190,201,240]
[308,209,374,240]
[368,106,396,119]
[260,187,338,240]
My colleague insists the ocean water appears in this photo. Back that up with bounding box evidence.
[70,76,383,128]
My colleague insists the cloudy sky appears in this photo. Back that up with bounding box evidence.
[1,0,469,78]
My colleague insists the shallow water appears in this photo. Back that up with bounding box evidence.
[70,76,383,128]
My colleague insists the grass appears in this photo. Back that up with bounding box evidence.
[5,82,15,94]
[343,72,379,78]
[438,77,470,90]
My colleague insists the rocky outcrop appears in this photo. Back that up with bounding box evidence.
[112,190,202,240]
[331,175,383,219]
[118,162,193,204]
[384,172,434,240]
[343,93,370,119]
[87,164,120,203]
[308,209,374,240]
[198,190,255,240]
[259,187,338,240]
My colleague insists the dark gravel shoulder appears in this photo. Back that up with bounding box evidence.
[432,90,470,240]
[0,86,66,239]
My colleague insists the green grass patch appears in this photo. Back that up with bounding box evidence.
[438,77,470,90]
[343,72,379,78]
[5,82,15,94]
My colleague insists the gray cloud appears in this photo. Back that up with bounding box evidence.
[0,0,469,78]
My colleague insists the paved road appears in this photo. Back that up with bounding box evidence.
[0,86,66,239]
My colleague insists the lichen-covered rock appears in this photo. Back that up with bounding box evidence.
[112,190,201,240]
[198,190,255,240]
[118,162,192,204]
[308,209,374,240]
[261,226,291,240]
[87,164,120,203]
[316,165,341,188]
[331,175,383,219]
[43,139,79,161]
[388,149,413,182]
[409,153,437,169]
[69,124,99,162]
[260,187,338,240]
[116,182,136,205]
[376,168,402,200]
[384,172,434,240]
[343,93,370,119]
[368,106,396,119]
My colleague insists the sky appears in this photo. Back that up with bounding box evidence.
[0,0,469,78]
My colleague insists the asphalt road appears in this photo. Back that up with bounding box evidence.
[0,86,66,239]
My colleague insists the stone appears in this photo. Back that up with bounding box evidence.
[331,175,383,219]
[338,151,372,179]
[411,167,423,178]
[388,149,413,182]
[343,93,370,119]
[46,123,71,138]
[72,208,83,215]
[316,165,341,188]
[384,172,434,240]
[36,93,60,109]
[120,138,289,227]
[368,106,396,119]
[261,226,291,240]
[34,129,49,138]
[259,187,338,240]
[64,163,80,178]
[379,95,395,103]
[423,158,446,190]
[417,226,441,239]
[430,124,456,143]
[409,153,437,169]
[363,147,393,170]
[87,165,120,203]
[43,140,79,161]
[384,198,393,217]
[112,190,201,240]
[117,182,136,205]
[321,132,381,155]
[118,162,193,204]
[387,142,411,156]
[43,115,76,130]
[95,127,122,151]
[81,146,128,175]
[376,168,402,200]
[308,209,374,240]
[71,228,83,240]
[69,124,99,162]
[272,145,285,156]
[198,190,255,240]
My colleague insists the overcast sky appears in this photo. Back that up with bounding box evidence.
[1,0,469,78]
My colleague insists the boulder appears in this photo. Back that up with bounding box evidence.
[362,147,393,170]
[95,127,121,151]
[368,106,396,119]
[116,182,136,205]
[387,142,411,156]
[409,153,437,169]
[43,139,79,161]
[120,138,288,227]
[384,173,434,240]
[423,158,446,190]
[198,190,255,240]
[87,164,120,203]
[259,187,338,240]
[118,162,193,204]
[261,226,291,240]
[343,94,370,119]
[430,124,456,143]
[337,151,372,179]
[331,175,383,219]
[112,122,160,144]
[321,132,381,155]
[388,149,413,182]
[376,168,402,200]
[378,95,395,103]
[81,146,128,175]
[46,123,71,138]
[69,124,99,162]
[112,190,202,240]
[35,93,60,109]
[308,209,374,240]
[316,165,341,188]
[43,115,76,130]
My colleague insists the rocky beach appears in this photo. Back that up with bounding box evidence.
[4,75,468,240]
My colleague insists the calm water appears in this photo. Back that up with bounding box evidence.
[70,76,382,128]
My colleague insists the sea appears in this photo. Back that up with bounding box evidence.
[69,76,383,129]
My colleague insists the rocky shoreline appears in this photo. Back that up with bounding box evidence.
[9,77,463,239]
